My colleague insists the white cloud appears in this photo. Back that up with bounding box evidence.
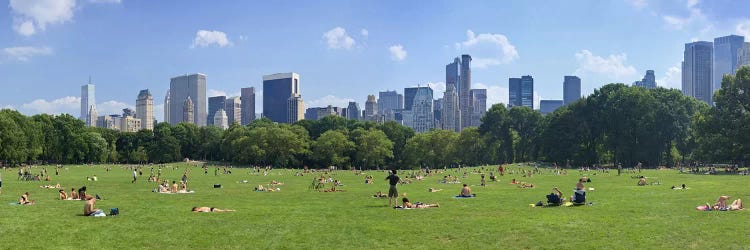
[306,95,354,108]
[656,63,682,89]
[628,0,648,9]
[736,20,750,39]
[208,89,228,97]
[474,83,509,110]
[455,30,519,67]
[20,96,80,115]
[2,105,17,110]
[575,50,637,79]
[389,44,407,61]
[9,0,76,36]
[191,30,233,48]
[97,100,134,116]
[361,29,369,37]
[323,27,355,50]
[425,82,446,96]
[3,46,53,62]
[686,0,699,8]
[661,0,705,30]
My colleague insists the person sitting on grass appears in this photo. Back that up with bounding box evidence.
[192,207,235,212]
[19,192,35,205]
[254,185,266,192]
[59,189,68,200]
[547,187,564,205]
[70,188,79,200]
[714,195,730,210]
[171,181,178,193]
[398,197,439,209]
[458,184,474,197]
[83,196,103,216]
[637,176,647,186]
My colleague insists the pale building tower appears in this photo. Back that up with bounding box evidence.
[411,86,434,133]
[459,54,472,129]
[183,96,194,124]
[213,109,229,129]
[287,93,305,124]
[365,95,377,121]
[225,96,241,125]
[169,73,207,126]
[87,105,98,128]
[442,84,460,132]
[136,89,154,130]
[164,90,170,124]
[81,80,96,126]
[240,87,256,125]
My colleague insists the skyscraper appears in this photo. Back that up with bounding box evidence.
[213,109,228,129]
[87,105,97,128]
[683,41,713,105]
[164,90,170,124]
[633,70,657,89]
[469,89,487,127]
[80,81,96,126]
[540,100,564,115]
[365,95,377,121]
[122,108,136,118]
[403,87,418,111]
[377,90,403,115]
[446,57,460,92]
[442,84,460,132]
[225,96,241,125]
[169,73,207,126]
[738,43,750,70]
[404,86,434,133]
[520,75,534,109]
[287,93,304,124]
[346,102,361,120]
[183,96,194,124]
[459,54,472,129]
[508,78,521,107]
[240,87,256,125]
[263,73,300,123]
[713,35,745,91]
[208,96,226,126]
[563,76,581,105]
[136,89,154,130]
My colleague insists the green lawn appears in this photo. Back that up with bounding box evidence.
[0,164,747,249]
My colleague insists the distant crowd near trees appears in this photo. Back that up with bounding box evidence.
[2,67,750,169]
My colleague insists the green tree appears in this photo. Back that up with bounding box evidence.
[312,130,354,168]
[352,128,394,169]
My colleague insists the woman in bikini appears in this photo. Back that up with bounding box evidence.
[401,198,439,209]
[192,207,235,212]
[19,192,34,205]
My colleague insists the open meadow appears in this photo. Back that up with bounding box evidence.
[0,164,748,249]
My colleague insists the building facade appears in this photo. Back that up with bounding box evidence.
[441,84,460,132]
[469,89,487,127]
[263,72,300,124]
[81,83,96,126]
[213,109,229,129]
[408,87,434,133]
[683,41,714,105]
[459,54,472,129]
[633,70,657,89]
[240,87,256,125]
[377,90,403,116]
[509,77,521,107]
[540,100,564,115]
[183,96,194,124]
[136,89,154,130]
[120,116,142,133]
[713,35,745,91]
[365,95,377,121]
[563,76,581,105]
[207,96,226,126]
[164,90,170,124]
[169,73,207,126]
[346,102,360,120]
[738,43,750,70]
[225,96,241,125]
[287,93,304,124]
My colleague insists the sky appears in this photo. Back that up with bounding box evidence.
[1,0,749,122]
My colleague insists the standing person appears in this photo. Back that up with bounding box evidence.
[181,171,189,188]
[132,169,138,183]
[480,174,486,187]
[0,173,3,194]
[385,170,401,207]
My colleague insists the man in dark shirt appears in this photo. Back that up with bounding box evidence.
[385,170,400,207]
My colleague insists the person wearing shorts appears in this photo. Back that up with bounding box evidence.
[385,170,400,207]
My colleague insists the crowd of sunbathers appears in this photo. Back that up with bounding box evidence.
[696,196,743,211]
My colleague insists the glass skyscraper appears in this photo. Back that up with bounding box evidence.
[633,70,656,89]
[263,73,300,124]
[459,54,472,129]
[683,41,713,105]
[81,82,95,126]
[377,90,403,114]
[169,73,207,126]
[713,35,745,91]
[563,76,581,105]
[208,96,226,126]
[240,87,256,125]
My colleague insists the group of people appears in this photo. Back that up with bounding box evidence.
[696,196,743,211]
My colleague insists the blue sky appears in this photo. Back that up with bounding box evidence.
[1,0,749,122]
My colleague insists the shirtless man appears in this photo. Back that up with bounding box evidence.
[459,184,473,197]
[401,198,439,209]
[70,188,79,200]
[59,189,68,200]
[192,207,235,212]
[83,196,102,216]
[171,181,178,193]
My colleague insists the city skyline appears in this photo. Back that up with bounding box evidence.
[2,0,750,122]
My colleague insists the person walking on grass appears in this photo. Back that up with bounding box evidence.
[385,169,400,207]
[132,169,138,183]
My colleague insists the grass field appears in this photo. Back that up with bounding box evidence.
[0,163,748,249]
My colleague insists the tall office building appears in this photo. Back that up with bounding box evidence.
[136,89,154,130]
[164,90,170,124]
[240,87,256,125]
[713,35,745,91]
[633,70,657,89]
[434,97,443,128]
[377,90,403,114]
[80,82,96,126]
[263,73,300,123]
[213,109,229,129]
[442,84,460,132]
[208,96,226,126]
[364,95,377,121]
[508,78,521,107]
[183,96,194,124]
[346,102,361,120]
[287,93,304,124]
[86,105,97,129]
[403,87,418,111]
[446,57,460,92]
[404,86,434,133]
[459,55,472,129]
[520,75,534,109]
[169,73,207,126]
[540,100,564,115]
[682,41,713,105]
[563,76,581,105]
[738,43,750,70]
[469,89,487,127]
[225,96,241,125]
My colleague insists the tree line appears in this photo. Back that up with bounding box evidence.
[2,67,749,168]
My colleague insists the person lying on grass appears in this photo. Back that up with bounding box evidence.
[428,188,443,192]
[19,192,35,205]
[396,197,439,209]
[192,207,235,212]
[696,196,743,211]
[458,184,473,197]
[517,182,535,188]
[373,191,387,197]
